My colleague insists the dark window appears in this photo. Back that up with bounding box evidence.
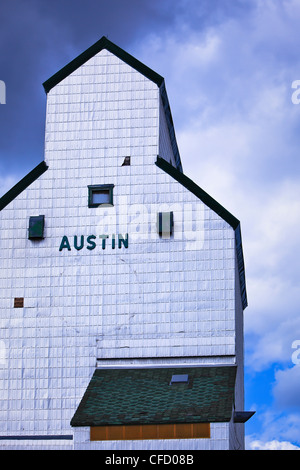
[28,215,45,239]
[88,185,114,208]
[121,156,130,166]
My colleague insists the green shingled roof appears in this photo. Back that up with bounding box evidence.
[70,366,236,427]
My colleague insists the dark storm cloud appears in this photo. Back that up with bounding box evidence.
[0,0,185,177]
[0,0,256,180]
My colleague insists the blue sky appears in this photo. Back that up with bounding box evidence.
[1,0,300,450]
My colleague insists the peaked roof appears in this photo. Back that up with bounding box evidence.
[71,366,237,427]
[43,36,182,172]
[43,36,164,93]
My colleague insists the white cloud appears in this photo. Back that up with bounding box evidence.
[273,366,300,409]
[248,439,300,450]
[242,179,300,370]
[247,404,300,447]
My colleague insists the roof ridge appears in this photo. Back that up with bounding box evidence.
[43,36,164,93]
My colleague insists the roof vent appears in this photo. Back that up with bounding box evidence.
[170,374,189,385]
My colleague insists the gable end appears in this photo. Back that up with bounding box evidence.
[43,36,164,94]
[43,36,183,172]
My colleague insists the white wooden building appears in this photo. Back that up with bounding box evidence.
[0,37,252,450]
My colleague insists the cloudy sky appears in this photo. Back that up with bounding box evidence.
[1,0,300,450]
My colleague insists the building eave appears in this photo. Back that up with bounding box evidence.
[0,161,48,211]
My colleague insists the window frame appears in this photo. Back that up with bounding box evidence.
[88,184,114,208]
[157,211,174,238]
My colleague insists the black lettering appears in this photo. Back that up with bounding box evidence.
[74,235,84,250]
[59,236,71,251]
[118,233,128,249]
[87,235,96,250]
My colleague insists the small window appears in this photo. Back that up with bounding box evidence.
[169,374,189,385]
[121,156,130,166]
[28,215,45,239]
[88,185,114,208]
[157,211,174,238]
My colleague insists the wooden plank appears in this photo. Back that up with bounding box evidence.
[107,425,124,440]
[140,424,158,439]
[90,426,106,441]
[193,423,210,438]
[124,425,142,440]
[174,423,192,439]
[90,423,210,440]
[157,424,175,439]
